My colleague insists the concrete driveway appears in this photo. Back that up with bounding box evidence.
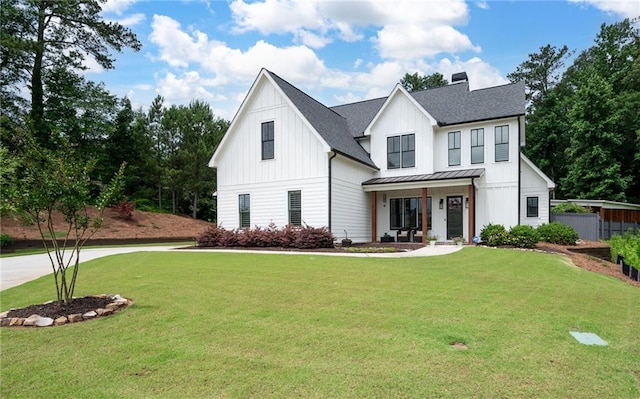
[1,245,462,291]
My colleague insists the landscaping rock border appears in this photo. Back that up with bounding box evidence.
[0,294,132,328]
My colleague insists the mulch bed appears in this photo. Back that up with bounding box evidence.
[5,296,114,320]
[536,242,640,288]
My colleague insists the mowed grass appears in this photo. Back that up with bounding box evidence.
[1,248,639,398]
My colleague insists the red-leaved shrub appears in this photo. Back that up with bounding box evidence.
[196,223,334,249]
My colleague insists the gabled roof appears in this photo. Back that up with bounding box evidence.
[330,97,386,138]
[410,81,525,126]
[266,71,378,169]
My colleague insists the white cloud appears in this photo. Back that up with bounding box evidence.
[102,0,136,15]
[116,13,145,27]
[569,0,640,19]
[149,15,328,87]
[156,71,221,103]
[374,24,481,60]
[353,58,363,69]
[228,0,478,60]
[476,1,489,10]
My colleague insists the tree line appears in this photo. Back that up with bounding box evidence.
[507,18,639,203]
[1,0,228,221]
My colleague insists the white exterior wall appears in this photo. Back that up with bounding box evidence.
[434,118,521,230]
[214,77,330,229]
[331,155,375,243]
[520,158,552,227]
[367,93,435,177]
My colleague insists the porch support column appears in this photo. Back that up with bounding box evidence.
[371,191,377,242]
[467,184,475,244]
[421,188,428,243]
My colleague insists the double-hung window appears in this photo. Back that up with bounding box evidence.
[495,125,509,162]
[239,194,250,228]
[261,121,274,160]
[387,134,415,169]
[471,128,484,164]
[448,131,461,166]
[288,190,302,226]
[526,197,539,218]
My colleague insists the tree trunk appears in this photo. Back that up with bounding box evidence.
[192,192,198,219]
[31,1,48,146]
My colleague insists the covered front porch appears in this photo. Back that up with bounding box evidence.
[362,169,484,245]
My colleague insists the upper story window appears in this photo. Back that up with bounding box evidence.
[471,128,484,164]
[495,125,509,162]
[288,190,302,226]
[239,194,250,228]
[448,131,461,166]
[261,121,274,160]
[387,134,415,169]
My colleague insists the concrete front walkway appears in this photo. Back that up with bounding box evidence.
[0,245,463,291]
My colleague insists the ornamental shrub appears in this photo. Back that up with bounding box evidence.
[0,234,15,248]
[480,223,508,246]
[508,225,539,249]
[111,200,135,220]
[611,230,640,268]
[196,223,335,249]
[536,222,579,245]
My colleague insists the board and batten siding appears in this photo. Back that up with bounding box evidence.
[214,77,330,230]
[331,155,375,243]
[367,92,435,176]
[519,157,552,227]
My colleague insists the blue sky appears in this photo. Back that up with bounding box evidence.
[94,0,639,119]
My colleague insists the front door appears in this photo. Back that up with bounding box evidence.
[447,196,463,239]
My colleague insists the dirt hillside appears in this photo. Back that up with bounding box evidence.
[1,207,212,241]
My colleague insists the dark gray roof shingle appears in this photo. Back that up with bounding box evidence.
[265,69,524,169]
[410,81,525,126]
[267,70,378,169]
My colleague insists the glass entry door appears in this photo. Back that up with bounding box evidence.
[447,196,463,239]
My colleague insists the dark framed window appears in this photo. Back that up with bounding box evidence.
[261,121,274,160]
[448,131,461,166]
[387,134,415,169]
[471,128,484,164]
[390,196,431,230]
[401,134,415,167]
[288,190,302,226]
[495,125,509,162]
[526,197,539,217]
[239,194,250,228]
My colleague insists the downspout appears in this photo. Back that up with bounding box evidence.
[328,151,337,233]
[471,177,476,240]
[517,116,522,225]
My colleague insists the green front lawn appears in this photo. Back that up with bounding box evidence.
[1,248,639,398]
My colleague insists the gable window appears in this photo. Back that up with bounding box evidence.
[448,131,461,166]
[387,134,415,169]
[495,125,509,162]
[471,128,484,164]
[288,190,302,226]
[390,197,431,230]
[526,197,539,218]
[239,194,250,228]
[261,121,274,160]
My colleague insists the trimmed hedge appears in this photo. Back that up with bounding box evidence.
[480,223,509,247]
[508,225,539,249]
[536,222,579,245]
[197,223,335,249]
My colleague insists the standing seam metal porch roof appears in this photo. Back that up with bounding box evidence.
[362,168,485,186]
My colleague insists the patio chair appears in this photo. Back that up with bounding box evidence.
[412,229,423,243]
[396,229,411,242]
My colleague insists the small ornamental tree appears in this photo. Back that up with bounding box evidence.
[12,138,125,305]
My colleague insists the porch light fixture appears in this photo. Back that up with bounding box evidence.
[465,197,469,208]
[439,198,443,209]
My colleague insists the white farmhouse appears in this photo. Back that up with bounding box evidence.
[209,69,555,243]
